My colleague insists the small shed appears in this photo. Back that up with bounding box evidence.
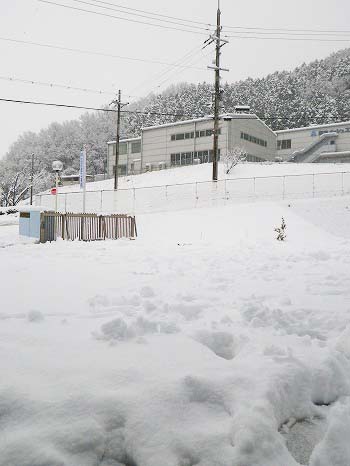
[19,207,46,240]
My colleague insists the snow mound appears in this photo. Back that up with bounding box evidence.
[95,317,179,342]
[193,330,236,360]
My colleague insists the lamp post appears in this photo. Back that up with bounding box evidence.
[52,160,63,212]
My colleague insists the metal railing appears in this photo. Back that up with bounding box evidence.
[35,170,350,215]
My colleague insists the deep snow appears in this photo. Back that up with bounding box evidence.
[1,189,350,465]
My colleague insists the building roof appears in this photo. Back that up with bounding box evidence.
[141,113,260,132]
[276,120,350,135]
[107,137,141,145]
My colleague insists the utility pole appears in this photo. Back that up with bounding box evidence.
[30,153,34,205]
[206,1,229,181]
[111,90,128,190]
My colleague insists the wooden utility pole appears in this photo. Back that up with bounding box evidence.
[111,90,129,190]
[212,4,221,181]
[206,1,229,181]
[114,89,122,190]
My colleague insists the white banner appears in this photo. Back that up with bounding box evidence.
[80,149,86,189]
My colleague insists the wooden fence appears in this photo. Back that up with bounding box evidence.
[40,212,137,242]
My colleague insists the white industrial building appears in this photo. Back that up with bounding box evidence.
[106,116,350,178]
[276,121,350,163]
[107,113,276,177]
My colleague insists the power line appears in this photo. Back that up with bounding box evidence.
[87,0,213,27]
[222,25,350,35]
[38,0,209,35]
[0,37,207,71]
[223,29,350,38]
[128,44,207,99]
[86,0,350,36]
[0,75,116,96]
[0,97,205,117]
[68,0,209,31]
[224,34,350,42]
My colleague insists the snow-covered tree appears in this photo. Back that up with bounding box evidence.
[223,147,247,174]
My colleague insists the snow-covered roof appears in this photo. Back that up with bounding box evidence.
[276,120,350,134]
[141,113,260,132]
[107,137,141,145]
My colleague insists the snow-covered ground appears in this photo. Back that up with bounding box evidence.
[57,162,350,193]
[1,191,350,465]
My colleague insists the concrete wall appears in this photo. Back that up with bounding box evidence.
[229,118,276,161]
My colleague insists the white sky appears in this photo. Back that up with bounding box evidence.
[0,0,350,157]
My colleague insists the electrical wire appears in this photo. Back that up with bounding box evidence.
[222,25,350,35]
[38,0,209,36]
[0,97,347,123]
[0,75,116,96]
[0,97,206,118]
[87,0,213,27]
[224,34,350,42]
[222,29,350,38]
[85,0,350,36]
[128,44,207,98]
[0,37,207,71]
[68,0,209,31]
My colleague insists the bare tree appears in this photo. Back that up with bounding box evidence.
[0,169,48,207]
[223,147,247,174]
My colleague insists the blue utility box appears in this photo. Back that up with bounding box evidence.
[19,208,43,240]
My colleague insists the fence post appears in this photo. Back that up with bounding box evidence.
[100,190,103,213]
[64,193,67,212]
[312,174,315,198]
[342,172,344,196]
[224,179,227,200]
[253,177,256,199]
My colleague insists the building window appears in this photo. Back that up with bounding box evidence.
[277,139,291,150]
[241,132,268,148]
[170,128,220,142]
[170,149,220,167]
[119,143,127,155]
[131,141,141,153]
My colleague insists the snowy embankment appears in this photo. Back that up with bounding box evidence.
[57,162,350,193]
[1,192,350,466]
[35,162,350,215]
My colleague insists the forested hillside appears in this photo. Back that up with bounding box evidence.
[1,48,350,205]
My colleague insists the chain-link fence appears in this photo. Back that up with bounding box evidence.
[35,171,350,214]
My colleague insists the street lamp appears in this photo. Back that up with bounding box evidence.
[52,160,63,212]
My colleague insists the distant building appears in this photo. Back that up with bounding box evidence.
[106,117,350,178]
[276,121,350,163]
[107,113,276,178]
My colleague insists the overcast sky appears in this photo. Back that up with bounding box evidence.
[1,0,350,157]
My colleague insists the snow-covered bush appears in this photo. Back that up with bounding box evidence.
[275,217,287,241]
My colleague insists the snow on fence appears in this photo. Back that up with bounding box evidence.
[40,212,137,242]
[35,171,350,215]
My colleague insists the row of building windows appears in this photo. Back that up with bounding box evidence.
[171,149,221,166]
[113,141,142,156]
[170,128,221,142]
[277,139,292,150]
[241,132,267,148]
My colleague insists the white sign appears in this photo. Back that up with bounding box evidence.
[79,150,86,189]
